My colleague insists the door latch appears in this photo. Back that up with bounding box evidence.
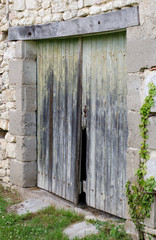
[83,105,87,118]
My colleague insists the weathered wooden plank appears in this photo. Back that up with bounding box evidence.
[83,32,127,218]
[37,38,81,204]
[8,7,139,41]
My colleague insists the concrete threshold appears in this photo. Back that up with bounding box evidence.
[12,186,121,221]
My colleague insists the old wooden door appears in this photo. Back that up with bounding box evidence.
[37,31,127,218]
[37,38,82,204]
[82,32,127,218]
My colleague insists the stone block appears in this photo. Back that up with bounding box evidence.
[125,220,139,240]
[15,41,37,59]
[9,59,23,84]
[144,195,156,229]
[143,71,156,112]
[6,143,16,158]
[22,59,36,85]
[127,39,156,73]
[16,85,36,112]
[10,160,37,187]
[9,110,36,136]
[147,117,156,150]
[14,0,25,11]
[128,111,141,148]
[127,148,140,183]
[144,226,156,238]
[145,151,156,180]
[16,136,36,162]
[127,74,142,112]
[9,59,36,85]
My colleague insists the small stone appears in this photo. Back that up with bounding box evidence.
[0,169,6,177]
[1,111,9,120]
[84,0,96,7]
[0,119,9,131]
[3,176,10,183]
[38,9,44,17]
[2,159,9,169]
[25,0,37,10]
[6,102,16,109]
[43,15,52,23]
[63,11,77,21]
[35,17,42,24]
[85,215,97,220]
[1,72,9,85]
[64,221,98,239]
[0,150,5,160]
[69,2,78,10]
[2,89,16,102]
[101,2,113,12]
[5,133,16,143]
[89,5,101,15]
[78,8,89,17]
[7,169,10,176]
[6,143,16,159]
[78,0,84,9]
[0,140,7,151]
[4,47,16,60]
[42,0,51,9]
[14,0,25,11]
[52,13,63,22]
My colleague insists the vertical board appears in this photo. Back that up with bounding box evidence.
[82,32,127,218]
[37,38,81,203]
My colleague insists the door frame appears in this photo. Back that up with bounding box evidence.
[9,6,140,218]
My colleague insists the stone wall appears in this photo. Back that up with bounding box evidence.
[126,1,156,239]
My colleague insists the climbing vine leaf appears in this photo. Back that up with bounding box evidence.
[126,83,156,240]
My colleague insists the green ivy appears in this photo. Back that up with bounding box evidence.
[126,83,156,240]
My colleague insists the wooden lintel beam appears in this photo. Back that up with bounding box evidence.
[8,6,139,41]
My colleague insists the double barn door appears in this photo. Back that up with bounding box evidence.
[37,32,127,218]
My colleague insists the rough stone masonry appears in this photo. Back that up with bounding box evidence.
[1,0,156,239]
